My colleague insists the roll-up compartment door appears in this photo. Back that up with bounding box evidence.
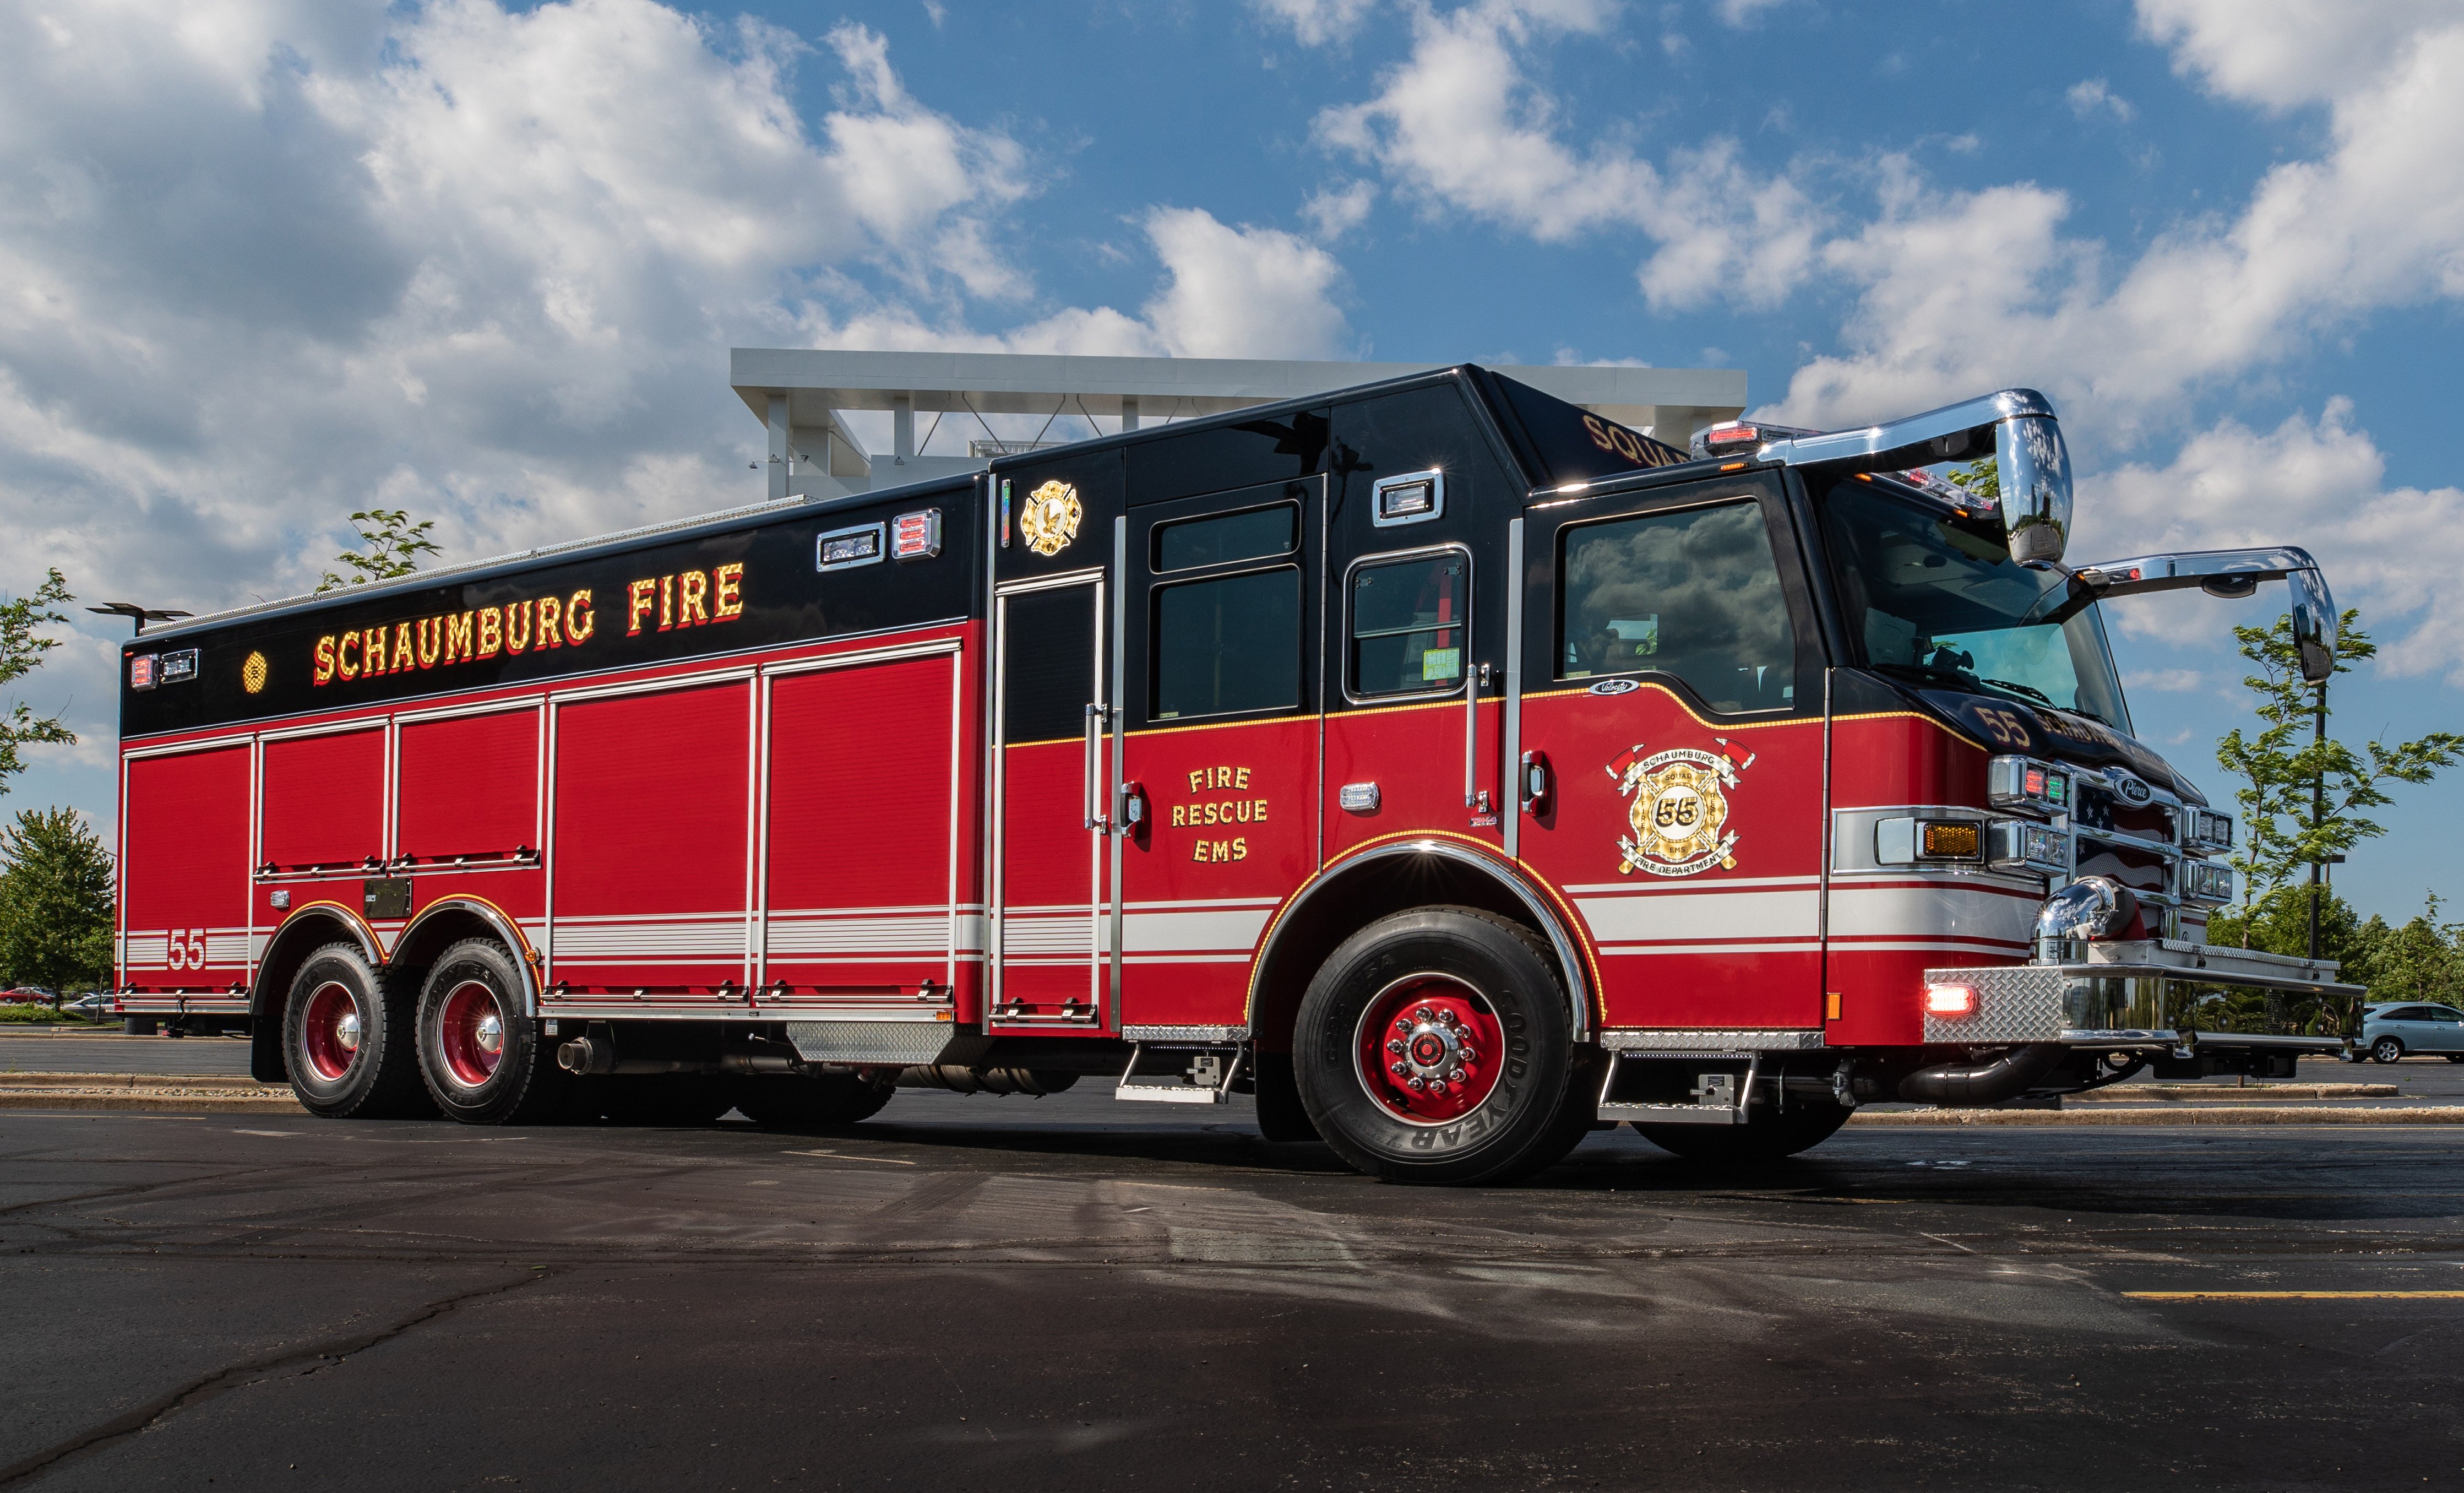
[398,707,541,866]
[260,729,387,874]
[550,681,752,996]
[123,745,253,990]
[764,654,962,1013]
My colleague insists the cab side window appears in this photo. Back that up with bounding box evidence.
[1151,568,1301,720]
[1348,552,1467,698]
[1557,499,1796,713]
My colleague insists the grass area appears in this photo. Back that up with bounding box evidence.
[0,1003,104,1025]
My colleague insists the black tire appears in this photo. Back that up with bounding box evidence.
[1634,1099,1853,1163]
[2371,1036,2405,1064]
[1293,906,1594,1186]
[282,942,429,1119]
[591,1075,736,1126]
[731,1073,895,1131]
[122,1017,157,1035]
[415,939,569,1124]
[1250,1051,1321,1143]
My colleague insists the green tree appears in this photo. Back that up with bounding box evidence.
[0,569,76,799]
[2213,610,2462,924]
[2342,894,2464,1008]
[318,508,442,592]
[0,807,115,991]
[1945,455,1999,500]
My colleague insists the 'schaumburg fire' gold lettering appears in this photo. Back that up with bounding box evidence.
[307,567,739,686]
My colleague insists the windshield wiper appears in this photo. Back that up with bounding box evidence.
[1873,663,1980,689]
[1982,677,2053,705]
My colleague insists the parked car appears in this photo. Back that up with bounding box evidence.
[2,986,58,1007]
[2360,1002,2464,1063]
[60,993,114,1021]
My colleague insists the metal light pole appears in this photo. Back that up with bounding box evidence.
[2306,677,2326,963]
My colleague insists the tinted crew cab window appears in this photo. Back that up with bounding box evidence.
[1557,500,1795,713]
[1349,552,1467,698]
[1151,568,1301,720]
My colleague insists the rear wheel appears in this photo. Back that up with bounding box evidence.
[415,939,569,1124]
[2371,1036,2406,1064]
[1294,906,1595,1186]
[731,1073,895,1131]
[1634,1099,1853,1164]
[284,942,428,1119]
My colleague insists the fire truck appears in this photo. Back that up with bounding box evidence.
[112,366,2357,1182]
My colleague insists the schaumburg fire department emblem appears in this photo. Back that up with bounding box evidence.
[1607,740,1756,876]
[1020,479,1084,557]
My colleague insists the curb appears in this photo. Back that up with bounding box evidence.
[0,1093,304,1112]
[2074,1084,2401,1101]
[0,1072,269,1089]
[1847,1105,2464,1127]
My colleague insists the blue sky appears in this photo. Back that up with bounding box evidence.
[3,0,2460,919]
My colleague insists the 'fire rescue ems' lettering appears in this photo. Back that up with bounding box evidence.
[1173,765,1265,861]
[310,561,743,686]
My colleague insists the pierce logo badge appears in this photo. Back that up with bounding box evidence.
[1019,480,1083,557]
[1606,739,1756,877]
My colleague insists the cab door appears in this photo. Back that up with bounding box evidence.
[1510,469,1828,1031]
[1115,479,1323,1030]
[988,569,1113,1028]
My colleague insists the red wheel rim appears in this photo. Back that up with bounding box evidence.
[299,981,363,1082]
[1352,974,1504,1124]
[437,979,505,1088]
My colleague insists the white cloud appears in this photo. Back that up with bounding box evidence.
[1764,10,2464,444]
[1255,0,1381,46]
[2088,400,2464,683]
[1713,0,1788,25]
[2122,667,2204,692]
[2065,77,2136,121]
[0,0,1355,801]
[1315,0,1823,310]
[1303,180,1378,241]
[2136,0,2459,110]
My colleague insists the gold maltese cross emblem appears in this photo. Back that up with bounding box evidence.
[1606,739,1756,877]
[1019,479,1084,557]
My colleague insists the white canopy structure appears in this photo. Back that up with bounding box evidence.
[730,348,1747,501]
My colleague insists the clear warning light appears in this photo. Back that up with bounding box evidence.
[1924,982,1978,1017]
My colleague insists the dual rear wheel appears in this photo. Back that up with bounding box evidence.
[284,937,570,1123]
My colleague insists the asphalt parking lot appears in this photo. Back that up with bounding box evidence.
[4,1084,2462,1491]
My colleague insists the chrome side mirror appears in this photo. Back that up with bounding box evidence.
[2287,564,2337,683]
[2064,546,2338,681]
[1995,414,2073,565]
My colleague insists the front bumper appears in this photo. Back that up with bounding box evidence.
[1922,939,2358,1051]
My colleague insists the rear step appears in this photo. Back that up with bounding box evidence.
[1114,1043,1243,1104]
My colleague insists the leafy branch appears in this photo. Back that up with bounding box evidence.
[318,509,442,592]
[0,569,76,797]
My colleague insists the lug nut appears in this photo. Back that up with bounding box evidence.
[1387,1038,1405,1055]
[1395,1018,1411,1034]
[1428,1080,1447,1095]
[1408,1077,1426,1090]
[1390,1061,1407,1076]
[1413,1006,1434,1022]
[1438,1009,1458,1027]
[1457,1046,1477,1062]
[1448,1066,1464,1082]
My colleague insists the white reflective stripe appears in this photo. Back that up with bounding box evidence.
[1598,941,1820,957]
[1829,883,2037,943]
[766,913,956,955]
[1559,875,1820,895]
[552,919,749,958]
[1574,888,1820,943]
[1122,907,1273,955]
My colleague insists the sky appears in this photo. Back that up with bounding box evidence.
[4,0,2462,920]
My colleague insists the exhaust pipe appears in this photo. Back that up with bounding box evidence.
[894,1065,1080,1096]
[1896,1043,2065,1106]
[557,1034,800,1077]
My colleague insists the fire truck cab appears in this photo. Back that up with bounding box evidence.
[112,366,2356,1182]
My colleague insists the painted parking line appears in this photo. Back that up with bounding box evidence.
[2125,1290,2464,1300]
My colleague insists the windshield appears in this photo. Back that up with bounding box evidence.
[1820,479,2131,732]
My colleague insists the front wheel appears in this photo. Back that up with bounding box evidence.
[1293,906,1595,1186]
[415,939,569,1124]
[2371,1036,2406,1064]
[1634,1100,1853,1164]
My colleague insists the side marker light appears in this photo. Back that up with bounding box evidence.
[1924,983,1978,1018]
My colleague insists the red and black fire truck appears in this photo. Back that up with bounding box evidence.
[112,366,2357,1181]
